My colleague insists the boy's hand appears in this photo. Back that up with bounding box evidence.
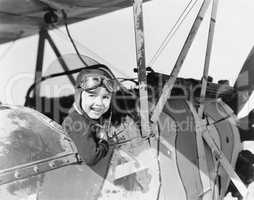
[96,129,108,141]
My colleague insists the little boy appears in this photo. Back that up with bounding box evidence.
[62,64,118,165]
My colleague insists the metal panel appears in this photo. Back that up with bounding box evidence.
[0,105,78,185]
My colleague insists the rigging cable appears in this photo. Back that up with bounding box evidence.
[148,0,199,67]
[51,22,129,78]
[61,10,88,67]
[0,40,16,63]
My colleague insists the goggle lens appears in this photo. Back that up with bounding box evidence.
[79,76,115,92]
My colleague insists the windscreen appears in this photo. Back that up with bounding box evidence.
[40,54,99,98]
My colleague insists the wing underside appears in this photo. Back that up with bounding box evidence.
[0,0,150,44]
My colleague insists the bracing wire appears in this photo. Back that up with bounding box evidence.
[0,40,16,63]
[52,27,110,68]
[148,0,199,67]
[51,19,129,78]
[61,10,88,67]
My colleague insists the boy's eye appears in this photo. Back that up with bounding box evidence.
[88,94,96,97]
[103,95,110,100]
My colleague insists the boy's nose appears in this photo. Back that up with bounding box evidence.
[94,96,103,105]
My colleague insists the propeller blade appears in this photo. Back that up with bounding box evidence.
[233,46,254,114]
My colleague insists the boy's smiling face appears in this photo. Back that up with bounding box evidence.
[81,87,112,119]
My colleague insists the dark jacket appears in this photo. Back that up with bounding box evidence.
[62,108,109,166]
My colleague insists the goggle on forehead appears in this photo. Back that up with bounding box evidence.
[79,75,117,93]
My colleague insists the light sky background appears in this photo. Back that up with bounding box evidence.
[1,1,254,195]
[0,0,254,118]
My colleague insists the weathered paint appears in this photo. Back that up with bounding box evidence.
[0,105,78,200]
[155,99,241,200]
[133,0,150,137]
[204,99,242,199]
[98,145,160,199]
[0,105,76,171]
[38,151,113,200]
[0,100,241,200]
[98,116,160,199]
[188,101,213,200]
[162,99,203,199]
[157,112,187,200]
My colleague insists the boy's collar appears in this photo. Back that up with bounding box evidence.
[73,103,83,115]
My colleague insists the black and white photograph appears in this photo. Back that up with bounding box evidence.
[0,0,254,199]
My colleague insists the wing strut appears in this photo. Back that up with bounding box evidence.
[198,0,219,117]
[133,0,151,137]
[33,27,75,109]
[151,0,212,123]
[202,121,248,198]
[196,1,248,198]
[33,28,75,94]
[34,28,47,98]
[44,31,76,85]
[196,1,219,199]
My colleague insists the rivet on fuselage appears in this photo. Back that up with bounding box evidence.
[14,171,20,178]
[33,165,39,173]
[49,161,56,168]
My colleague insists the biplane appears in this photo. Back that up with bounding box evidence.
[0,0,254,200]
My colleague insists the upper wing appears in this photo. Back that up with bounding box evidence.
[0,0,150,44]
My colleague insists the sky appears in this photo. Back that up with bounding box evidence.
[0,1,254,197]
[0,0,254,116]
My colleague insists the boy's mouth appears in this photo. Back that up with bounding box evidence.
[90,107,104,113]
